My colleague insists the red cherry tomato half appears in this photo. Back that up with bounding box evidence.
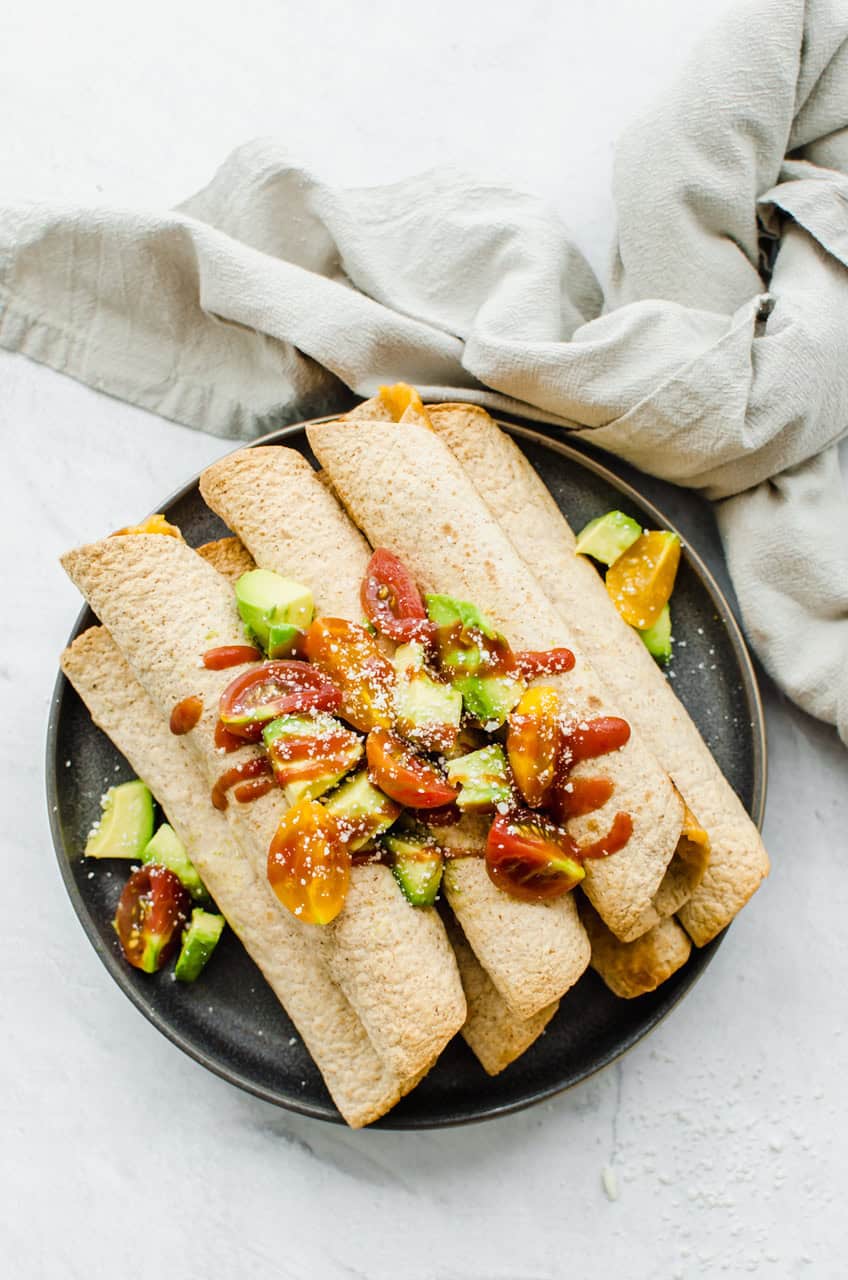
[361,549,434,645]
[202,644,262,670]
[267,798,350,925]
[113,865,191,973]
[512,647,576,679]
[219,661,341,737]
[304,617,396,733]
[485,811,585,902]
[365,728,458,809]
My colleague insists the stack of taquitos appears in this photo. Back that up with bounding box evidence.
[199,448,565,1070]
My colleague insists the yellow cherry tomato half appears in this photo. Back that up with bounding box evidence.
[605,531,681,630]
[506,686,560,808]
[267,798,351,925]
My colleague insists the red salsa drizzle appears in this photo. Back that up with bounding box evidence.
[203,644,262,670]
[233,776,276,804]
[556,715,632,860]
[211,757,274,811]
[169,695,203,735]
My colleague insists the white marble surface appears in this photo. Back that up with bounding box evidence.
[2,1,846,1276]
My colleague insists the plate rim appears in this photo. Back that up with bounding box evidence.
[46,413,767,1129]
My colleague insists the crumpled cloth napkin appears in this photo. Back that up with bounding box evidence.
[1,0,846,744]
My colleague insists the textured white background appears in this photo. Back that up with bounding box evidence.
[2,1,846,1277]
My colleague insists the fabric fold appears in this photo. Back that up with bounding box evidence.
[2,0,846,739]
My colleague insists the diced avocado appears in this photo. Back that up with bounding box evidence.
[424,595,500,641]
[445,744,513,812]
[425,594,505,676]
[266,621,302,659]
[174,908,226,982]
[263,713,362,804]
[142,824,210,904]
[575,511,642,566]
[235,569,314,651]
[392,641,463,751]
[323,771,400,852]
[85,780,154,859]
[385,833,444,906]
[639,604,672,662]
[454,673,524,728]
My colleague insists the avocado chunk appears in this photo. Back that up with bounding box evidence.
[85,779,154,859]
[266,621,302,659]
[142,824,211,904]
[445,744,513,812]
[393,641,463,751]
[235,569,314,652]
[639,603,672,662]
[425,594,505,675]
[174,908,225,982]
[323,770,400,852]
[453,673,524,729]
[575,511,642,566]
[263,712,362,804]
[384,832,444,906]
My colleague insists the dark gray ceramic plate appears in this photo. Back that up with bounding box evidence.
[47,418,766,1129]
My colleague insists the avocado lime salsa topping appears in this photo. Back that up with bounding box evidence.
[575,511,681,662]
[85,783,226,980]
[161,551,637,926]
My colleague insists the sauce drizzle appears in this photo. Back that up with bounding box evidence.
[170,695,203,735]
[211,757,274,811]
[203,644,262,670]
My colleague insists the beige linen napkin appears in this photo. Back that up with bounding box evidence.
[1,0,846,742]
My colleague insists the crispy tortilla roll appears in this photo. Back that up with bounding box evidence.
[202,445,590,1013]
[196,536,256,581]
[435,816,589,1019]
[579,898,692,999]
[423,403,769,946]
[61,534,464,1081]
[444,912,559,1075]
[61,626,403,1127]
[307,418,684,943]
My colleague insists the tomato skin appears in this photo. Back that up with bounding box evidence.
[304,618,396,733]
[361,549,434,646]
[219,661,341,736]
[512,648,576,679]
[366,729,458,809]
[485,812,585,902]
[113,865,191,972]
[267,799,351,925]
[506,686,561,808]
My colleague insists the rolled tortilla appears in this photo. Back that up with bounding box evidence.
[423,403,769,946]
[198,527,554,1071]
[201,446,590,1016]
[307,418,685,943]
[61,625,402,1127]
[579,898,692,999]
[61,533,464,1081]
[444,912,559,1076]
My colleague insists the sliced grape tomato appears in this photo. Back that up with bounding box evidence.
[485,811,585,902]
[361,549,433,645]
[219,660,341,734]
[365,728,458,809]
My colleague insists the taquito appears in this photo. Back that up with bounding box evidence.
[579,899,692,999]
[423,403,769,945]
[197,525,550,1070]
[201,446,591,1017]
[61,534,464,1081]
[61,624,403,1127]
[307,418,685,946]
